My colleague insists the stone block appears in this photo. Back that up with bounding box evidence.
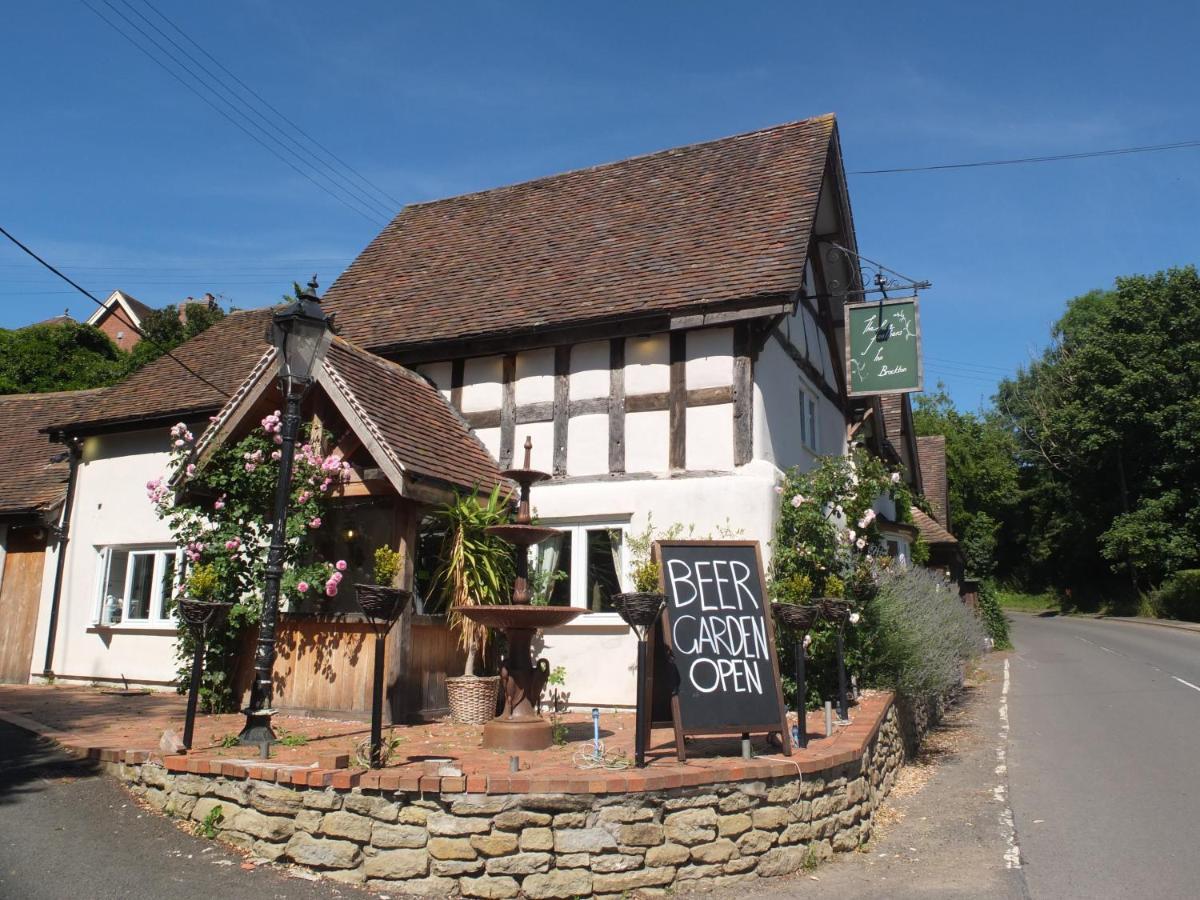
[250,784,303,815]
[751,807,789,830]
[396,806,428,825]
[428,813,492,836]
[295,810,322,834]
[521,869,593,899]
[717,792,754,813]
[596,804,655,824]
[432,858,485,877]
[461,875,522,898]
[470,831,519,857]
[777,822,813,846]
[452,795,512,816]
[220,830,255,851]
[691,838,737,864]
[755,846,806,878]
[646,843,691,866]
[616,823,664,847]
[663,793,718,811]
[676,863,721,881]
[428,837,477,860]
[593,866,675,893]
[302,791,342,811]
[767,781,801,803]
[725,855,758,874]
[320,810,373,843]
[324,868,366,885]
[212,780,250,804]
[494,809,552,829]
[251,840,288,862]
[591,853,643,873]
[142,787,168,811]
[189,797,225,825]
[552,812,587,828]
[554,827,618,854]
[520,794,593,813]
[736,829,776,855]
[519,827,554,851]
[371,822,427,849]
[140,765,169,789]
[172,775,210,796]
[164,792,196,818]
[364,848,429,880]
[366,876,455,894]
[285,833,362,869]
[664,808,718,846]
[718,813,752,837]
[788,800,812,822]
[557,852,590,868]
[833,825,861,852]
[228,809,294,842]
[484,852,553,876]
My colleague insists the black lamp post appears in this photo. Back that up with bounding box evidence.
[238,278,331,747]
[612,591,666,768]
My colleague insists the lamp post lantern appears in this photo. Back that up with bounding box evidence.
[238,277,331,746]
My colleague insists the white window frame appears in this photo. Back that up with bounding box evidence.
[530,520,630,621]
[93,545,182,627]
[798,382,819,453]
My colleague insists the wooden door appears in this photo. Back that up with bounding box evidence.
[0,527,48,683]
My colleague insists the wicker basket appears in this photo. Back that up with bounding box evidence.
[770,602,820,631]
[446,675,501,725]
[816,597,853,624]
[354,584,412,622]
[176,599,233,629]
[612,592,666,631]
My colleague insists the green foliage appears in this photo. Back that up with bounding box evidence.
[993,587,1059,612]
[198,804,224,838]
[527,557,567,606]
[997,267,1200,590]
[275,729,309,747]
[126,300,224,371]
[1153,570,1200,622]
[773,573,814,605]
[976,581,1012,649]
[371,545,404,587]
[433,485,515,675]
[186,564,218,602]
[624,516,744,593]
[909,534,931,567]
[547,666,569,746]
[0,321,129,394]
[217,733,239,748]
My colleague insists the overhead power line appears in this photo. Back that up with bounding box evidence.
[0,224,231,400]
[850,139,1200,175]
[80,0,391,226]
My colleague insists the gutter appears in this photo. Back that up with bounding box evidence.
[41,435,81,678]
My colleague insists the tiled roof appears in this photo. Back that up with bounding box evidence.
[322,116,837,352]
[912,507,957,546]
[916,435,949,528]
[120,292,154,323]
[53,307,276,433]
[880,395,903,448]
[0,389,104,516]
[323,339,503,493]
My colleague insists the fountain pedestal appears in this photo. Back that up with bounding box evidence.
[462,439,585,751]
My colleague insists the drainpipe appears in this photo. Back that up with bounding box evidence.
[42,434,81,678]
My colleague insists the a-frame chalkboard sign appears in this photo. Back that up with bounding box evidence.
[646,540,792,761]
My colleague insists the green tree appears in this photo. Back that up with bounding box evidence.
[998,267,1200,592]
[0,321,129,394]
[127,299,224,370]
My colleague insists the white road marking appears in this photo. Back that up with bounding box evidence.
[1172,676,1200,693]
[996,659,1021,869]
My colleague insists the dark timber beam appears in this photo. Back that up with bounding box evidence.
[732,322,754,466]
[669,331,686,471]
[609,338,625,473]
[499,354,516,468]
[553,346,570,476]
[450,358,465,412]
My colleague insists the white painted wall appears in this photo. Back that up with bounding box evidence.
[32,429,185,686]
[624,335,669,395]
[569,341,609,399]
[753,336,845,473]
[461,356,503,412]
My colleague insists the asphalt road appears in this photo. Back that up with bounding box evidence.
[0,721,363,900]
[1007,613,1200,899]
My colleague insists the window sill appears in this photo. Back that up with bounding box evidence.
[544,611,631,631]
[88,623,178,636]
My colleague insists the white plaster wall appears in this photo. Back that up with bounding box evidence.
[416,361,453,401]
[685,327,732,389]
[753,337,845,472]
[515,348,554,405]
[685,403,733,471]
[566,414,607,476]
[461,356,503,412]
[625,410,668,473]
[530,461,783,708]
[569,341,609,399]
[513,420,554,472]
[474,426,502,461]
[37,430,183,685]
[625,335,669,395]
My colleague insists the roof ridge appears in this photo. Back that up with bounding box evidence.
[0,387,108,401]
[330,335,433,388]
[402,114,836,212]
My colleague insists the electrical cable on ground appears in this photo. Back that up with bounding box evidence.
[0,224,232,400]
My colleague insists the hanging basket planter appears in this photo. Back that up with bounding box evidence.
[353,585,412,623]
[176,599,233,629]
[770,602,821,632]
[815,597,853,624]
[446,675,501,725]
[611,592,667,631]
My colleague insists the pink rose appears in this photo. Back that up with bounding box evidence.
[308,517,322,529]
[325,583,337,597]
[331,571,342,584]
[297,581,309,594]
[225,539,240,551]
[214,499,224,510]
[271,450,282,461]
[244,463,257,473]
[273,435,283,445]
[335,560,347,571]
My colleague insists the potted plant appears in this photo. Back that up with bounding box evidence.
[770,572,822,631]
[437,487,514,724]
[176,563,233,628]
[354,546,412,623]
[611,551,667,633]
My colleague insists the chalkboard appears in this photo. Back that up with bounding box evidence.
[844,296,924,396]
[652,541,791,759]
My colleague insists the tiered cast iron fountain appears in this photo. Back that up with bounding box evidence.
[463,438,586,750]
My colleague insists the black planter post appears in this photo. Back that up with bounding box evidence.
[184,638,205,749]
[178,600,232,750]
[835,626,849,721]
[355,586,411,767]
[612,592,666,768]
[238,278,331,748]
[794,635,808,749]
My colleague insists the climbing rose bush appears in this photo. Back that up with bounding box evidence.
[150,413,351,711]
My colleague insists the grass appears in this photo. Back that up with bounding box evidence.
[995,588,1059,613]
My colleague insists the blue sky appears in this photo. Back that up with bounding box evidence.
[3,1,1197,409]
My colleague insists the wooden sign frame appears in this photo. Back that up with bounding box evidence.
[646,540,792,761]
[844,295,924,397]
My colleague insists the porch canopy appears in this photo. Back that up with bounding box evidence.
[189,335,505,722]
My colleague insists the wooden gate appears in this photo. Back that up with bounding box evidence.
[0,527,48,683]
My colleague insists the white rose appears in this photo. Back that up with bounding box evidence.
[849,612,861,625]
[890,472,901,484]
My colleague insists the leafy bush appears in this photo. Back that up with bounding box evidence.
[868,565,985,698]
[976,580,1012,649]
[371,545,404,587]
[1154,570,1200,622]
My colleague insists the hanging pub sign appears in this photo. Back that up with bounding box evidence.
[844,296,924,396]
[649,540,791,760]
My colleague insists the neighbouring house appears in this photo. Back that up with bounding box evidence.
[914,433,966,586]
[85,290,154,352]
[29,113,935,711]
[0,389,100,683]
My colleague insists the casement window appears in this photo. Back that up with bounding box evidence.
[95,546,181,625]
[798,385,819,452]
[530,523,628,614]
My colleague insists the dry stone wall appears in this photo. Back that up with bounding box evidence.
[115,705,907,896]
